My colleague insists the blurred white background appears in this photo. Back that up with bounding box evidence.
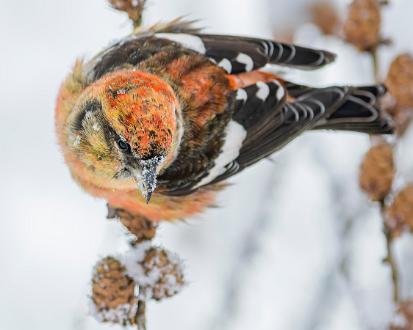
[1,0,413,329]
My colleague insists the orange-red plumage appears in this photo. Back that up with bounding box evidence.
[56,28,393,222]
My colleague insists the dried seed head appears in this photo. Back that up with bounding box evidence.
[108,0,145,25]
[385,185,413,238]
[121,214,157,243]
[386,54,413,110]
[107,205,157,242]
[390,300,413,330]
[359,143,395,201]
[379,92,412,137]
[393,111,413,137]
[343,0,382,51]
[310,2,340,35]
[91,257,137,325]
[141,247,185,301]
[123,243,185,301]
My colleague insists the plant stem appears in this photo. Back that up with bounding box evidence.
[136,300,147,330]
[379,200,401,304]
[370,48,381,82]
[369,49,400,304]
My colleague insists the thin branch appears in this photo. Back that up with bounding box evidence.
[380,200,401,303]
[135,300,147,330]
[371,48,381,82]
[369,48,401,305]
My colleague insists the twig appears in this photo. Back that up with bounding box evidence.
[135,299,147,330]
[371,48,381,82]
[369,48,401,305]
[380,200,401,303]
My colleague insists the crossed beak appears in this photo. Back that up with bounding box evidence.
[127,156,164,204]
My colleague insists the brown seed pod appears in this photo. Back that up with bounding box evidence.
[107,205,158,242]
[385,185,413,238]
[91,257,137,325]
[108,0,146,25]
[390,300,413,330]
[343,0,382,51]
[386,54,413,110]
[123,243,185,301]
[310,2,340,35]
[393,111,413,137]
[359,143,395,201]
[141,247,185,301]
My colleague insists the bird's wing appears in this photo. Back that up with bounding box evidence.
[203,86,352,186]
[153,33,336,73]
[85,31,335,83]
[164,82,353,195]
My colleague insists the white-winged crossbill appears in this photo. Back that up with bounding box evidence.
[55,20,393,221]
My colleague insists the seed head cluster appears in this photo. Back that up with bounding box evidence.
[343,0,382,51]
[359,143,395,202]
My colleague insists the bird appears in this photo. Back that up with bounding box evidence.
[55,20,393,222]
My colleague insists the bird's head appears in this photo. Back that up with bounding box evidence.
[66,69,182,203]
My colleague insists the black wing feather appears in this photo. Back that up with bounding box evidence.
[194,34,336,73]
[209,87,352,185]
[153,33,336,73]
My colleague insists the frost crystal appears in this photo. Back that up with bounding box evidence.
[116,88,128,95]
[89,298,137,324]
[121,242,185,301]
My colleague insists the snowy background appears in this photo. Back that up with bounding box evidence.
[1,0,413,329]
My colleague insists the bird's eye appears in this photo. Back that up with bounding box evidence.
[117,139,131,152]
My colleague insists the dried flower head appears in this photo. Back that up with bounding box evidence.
[107,205,158,242]
[123,243,185,301]
[91,257,137,325]
[386,54,413,110]
[393,111,413,137]
[385,185,413,238]
[108,0,146,26]
[343,0,382,51]
[390,300,413,330]
[310,2,340,35]
[359,143,395,201]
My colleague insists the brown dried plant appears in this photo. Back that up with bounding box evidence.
[310,1,340,35]
[343,0,382,51]
[107,205,158,243]
[108,0,146,28]
[386,185,413,238]
[359,142,395,202]
[385,54,413,135]
[90,242,186,329]
[91,257,137,325]
[340,0,413,314]
[386,54,413,109]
